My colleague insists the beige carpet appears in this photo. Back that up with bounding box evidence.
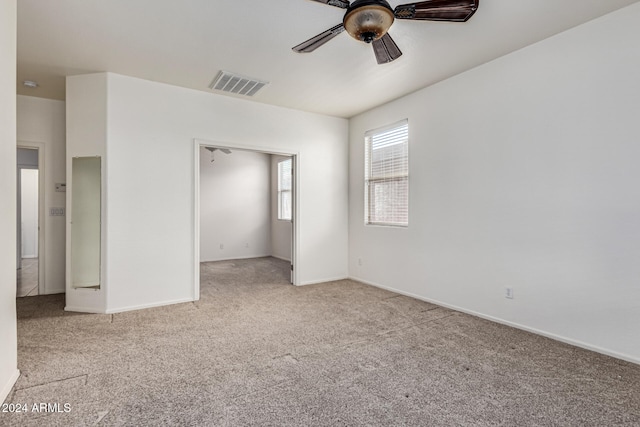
[3,257,639,426]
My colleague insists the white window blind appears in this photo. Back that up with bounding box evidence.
[365,120,409,227]
[278,158,292,221]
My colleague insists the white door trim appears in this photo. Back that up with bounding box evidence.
[17,141,46,295]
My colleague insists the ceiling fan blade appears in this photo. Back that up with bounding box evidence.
[292,24,345,53]
[372,33,402,64]
[308,0,350,9]
[394,0,479,22]
[219,148,232,154]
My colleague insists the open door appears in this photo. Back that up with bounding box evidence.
[16,146,42,297]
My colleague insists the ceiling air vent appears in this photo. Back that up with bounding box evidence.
[209,71,268,97]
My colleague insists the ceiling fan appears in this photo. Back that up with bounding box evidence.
[292,0,479,64]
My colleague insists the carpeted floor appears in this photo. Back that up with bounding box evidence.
[3,257,639,426]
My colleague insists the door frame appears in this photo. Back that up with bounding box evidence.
[192,138,300,300]
[17,142,46,295]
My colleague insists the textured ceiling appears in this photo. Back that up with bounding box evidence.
[16,0,639,118]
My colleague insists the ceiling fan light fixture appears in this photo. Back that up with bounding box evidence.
[343,0,394,43]
[293,0,479,65]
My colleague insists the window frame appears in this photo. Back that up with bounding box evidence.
[277,157,292,221]
[364,119,409,228]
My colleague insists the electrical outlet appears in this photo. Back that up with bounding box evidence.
[505,287,514,299]
[220,244,224,250]
[245,243,249,248]
[358,258,362,266]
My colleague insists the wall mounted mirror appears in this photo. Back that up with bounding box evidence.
[71,156,101,289]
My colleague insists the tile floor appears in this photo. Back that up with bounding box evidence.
[17,258,38,297]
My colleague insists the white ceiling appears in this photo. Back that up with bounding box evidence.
[16,0,639,118]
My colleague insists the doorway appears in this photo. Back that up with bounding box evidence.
[17,146,44,297]
[193,139,299,299]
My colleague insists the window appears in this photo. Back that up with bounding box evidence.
[277,158,292,221]
[365,120,409,227]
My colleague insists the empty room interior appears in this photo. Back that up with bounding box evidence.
[1,0,639,425]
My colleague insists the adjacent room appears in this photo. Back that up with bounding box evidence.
[198,144,295,284]
[1,0,639,425]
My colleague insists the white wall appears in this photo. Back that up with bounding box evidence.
[66,72,348,313]
[349,3,640,363]
[271,155,293,261]
[0,0,19,404]
[17,96,66,294]
[200,147,271,261]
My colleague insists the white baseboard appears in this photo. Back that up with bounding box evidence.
[105,297,195,314]
[200,254,272,263]
[349,276,640,366]
[271,255,291,262]
[299,276,349,286]
[64,306,106,314]
[1,369,20,404]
